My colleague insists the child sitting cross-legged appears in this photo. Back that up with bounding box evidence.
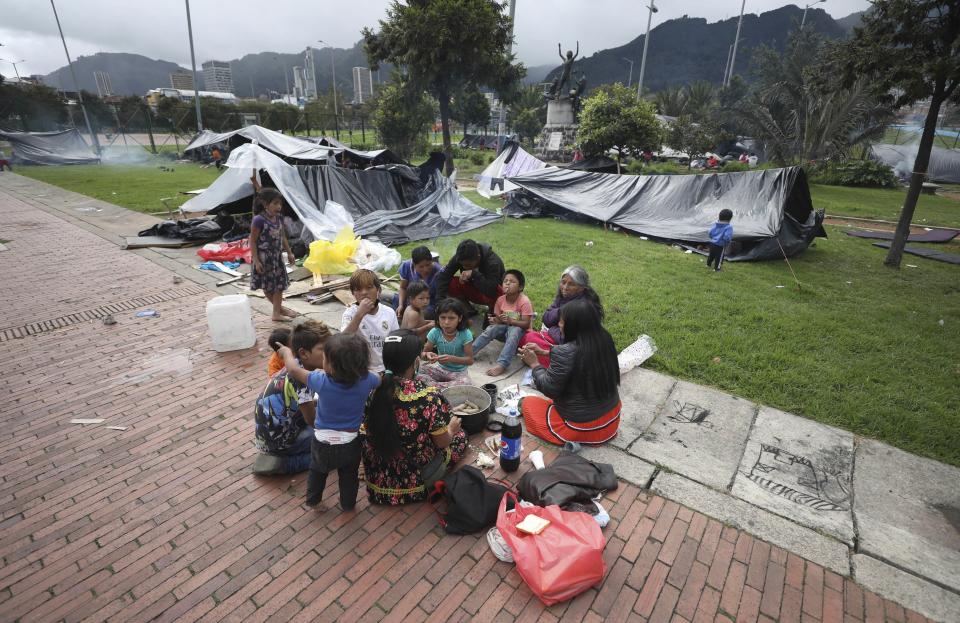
[279,333,380,512]
[472,269,534,376]
[419,298,474,389]
[400,281,436,339]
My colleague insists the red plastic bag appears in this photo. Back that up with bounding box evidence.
[496,492,606,605]
[197,239,252,264]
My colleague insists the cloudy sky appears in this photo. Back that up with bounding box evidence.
[0,0,870,76]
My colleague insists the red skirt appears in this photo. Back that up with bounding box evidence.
[522,396,621,445]
[519,330,556,367]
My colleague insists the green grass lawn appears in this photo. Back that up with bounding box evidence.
[12,165,960,466]
[18,161,224,213]
[810,184,960,228]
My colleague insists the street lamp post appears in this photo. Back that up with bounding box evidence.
[184,0,203,131]
[637,0,657,100]
[726,0,746,87]
[801,0,827,29]
[0,58,24,81]
[621,57,634,88]
[49,0,101,155]
[317,40,338,118]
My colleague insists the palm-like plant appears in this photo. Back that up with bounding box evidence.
[736,30,894,164]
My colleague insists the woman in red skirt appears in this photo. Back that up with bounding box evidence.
[519,299,621,445]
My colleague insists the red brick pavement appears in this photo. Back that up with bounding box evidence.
[0,190,935,622]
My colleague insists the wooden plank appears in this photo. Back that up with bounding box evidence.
[332,289,355,306]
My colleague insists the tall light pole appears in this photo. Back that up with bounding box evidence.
[317,40,338,118]
[50,0,100,155]
[497,0,517,136]
[621,57,634,88]
[0,58,24,81]
[637,0,658,100]
[726,0,746,87]
[801,0,826,29]
[183,0,203,131]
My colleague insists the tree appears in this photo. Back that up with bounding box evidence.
[508,85,546,144]
[683,81,716,120]
[841,0,960,267]
[666,116,720,168]
[451,85,491,133]
[735,29,893,166]
[654,86,687,117]
[363,0,524,174]
[577,83,663,172]
[372,75,435,160]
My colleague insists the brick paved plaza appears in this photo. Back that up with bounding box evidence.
[0,181,937,622]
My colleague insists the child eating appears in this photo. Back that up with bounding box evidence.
[472,270,534,376]
[420,298,474,388]
[341,269,399,372]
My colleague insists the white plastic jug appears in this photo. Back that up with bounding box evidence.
[206,295,256,352]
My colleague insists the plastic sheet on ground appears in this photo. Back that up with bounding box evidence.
[618,335,657,374]
[303,226,360,276]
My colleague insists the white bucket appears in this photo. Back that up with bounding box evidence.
[205,294,256,352]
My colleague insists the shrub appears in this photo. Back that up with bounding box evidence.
[807,159,899,188]
[721,162,749,172]
[468,151,485,166]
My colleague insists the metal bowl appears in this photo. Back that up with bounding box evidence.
[441,385,492,435]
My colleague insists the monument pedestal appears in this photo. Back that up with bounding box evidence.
[538,99,578,160]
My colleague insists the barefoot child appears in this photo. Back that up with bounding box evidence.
[279,333,380,511]
[472,270,534,376]
[420,298,474,388]
[253,320,331,475]
[341,269,399,372]
[250,188,297,322]
[400,282,435,339]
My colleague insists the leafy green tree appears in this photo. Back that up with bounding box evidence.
[683,81,716,120]
[577,82,663,171]
[452,85,491,133]
[363,0,524,174]
[666,116,720,168]
[0,82,67,131]
[507,85,545,144]
[372,75,435,160]
[653,85,687,117]
[840,0,960,267]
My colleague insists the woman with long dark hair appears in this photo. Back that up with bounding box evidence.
[362,329,468,505]
[518,265,603,367]
[520,298,621,445]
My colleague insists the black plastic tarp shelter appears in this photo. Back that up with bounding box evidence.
[0,129,99,165]
[506,166,825,261]
[869,143,960,184]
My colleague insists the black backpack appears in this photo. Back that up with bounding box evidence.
[429,466,511,535]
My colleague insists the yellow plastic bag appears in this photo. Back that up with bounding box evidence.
[303,226,360,276]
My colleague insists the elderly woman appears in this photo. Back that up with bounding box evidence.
[519,264,603,367]
[361,329,468,505]
[520,299,621,445]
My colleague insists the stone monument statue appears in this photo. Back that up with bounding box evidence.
[555,41,579,100]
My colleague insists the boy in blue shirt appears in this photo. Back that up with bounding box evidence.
[707,209,734,272]
[280,333,379,511]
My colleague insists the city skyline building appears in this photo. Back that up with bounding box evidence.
[352,66,373,104]
[201,60,233,94]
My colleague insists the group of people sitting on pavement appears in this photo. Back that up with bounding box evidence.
[251,238,622,512]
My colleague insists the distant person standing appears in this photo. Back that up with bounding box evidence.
[211,147,224,170]
[707,209,734,272]
[0,149,11,172]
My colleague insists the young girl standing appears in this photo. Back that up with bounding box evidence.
[250,188,297,322]
[419,298,474,388]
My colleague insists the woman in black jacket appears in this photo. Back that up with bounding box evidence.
[519,298,621,445]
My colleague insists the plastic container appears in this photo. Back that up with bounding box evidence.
[206,294,257,352]
[442,385,491,435]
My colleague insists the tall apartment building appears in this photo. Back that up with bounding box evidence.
[169,69,195,90]
[292,66,307,100]
[93,70,113,97]
[202,60,234,94]
[303,48,318,100]
[352,66,374,104]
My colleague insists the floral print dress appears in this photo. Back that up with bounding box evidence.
[250,213,289,294]
[361,378,468,505]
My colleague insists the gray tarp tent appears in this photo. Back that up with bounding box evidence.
[181,143,499,245]
[184,125,404,167]
[869,143,960,184]
[0,129,99,165]
[506,166,825,261]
